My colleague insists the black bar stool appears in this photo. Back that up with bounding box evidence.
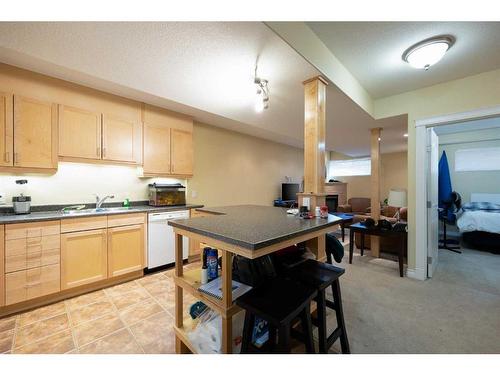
[287,259,350,354]
[236,277,317,353]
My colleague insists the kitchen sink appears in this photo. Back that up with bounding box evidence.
[61,207,132,215]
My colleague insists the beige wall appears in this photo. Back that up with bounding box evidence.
[187,122,304,207]
[329,151,407,203]
[381,151,408,201]
[374,67,500,270]
[439,129,500,203]
[0,162,183,206]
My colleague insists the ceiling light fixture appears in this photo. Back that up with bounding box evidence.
[254,66,269,112]
[402,35,455,71]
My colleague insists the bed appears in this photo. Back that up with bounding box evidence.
[457,193,500,253]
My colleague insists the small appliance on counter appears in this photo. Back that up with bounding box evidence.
[148,183,186,207]
[12,179,31,215]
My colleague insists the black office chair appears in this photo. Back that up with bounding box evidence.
[439,191,462,254]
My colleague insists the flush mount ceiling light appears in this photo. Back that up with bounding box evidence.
[402,35,455,70]
[254,66,269,112]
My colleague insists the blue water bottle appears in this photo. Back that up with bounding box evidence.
[207,249,218,280]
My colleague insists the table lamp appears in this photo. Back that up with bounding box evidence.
[388,189,407,222]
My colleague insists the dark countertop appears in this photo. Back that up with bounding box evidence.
[0,203,204,224]
[168,205,343,250]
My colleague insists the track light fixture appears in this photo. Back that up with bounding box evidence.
[254,66,269,112]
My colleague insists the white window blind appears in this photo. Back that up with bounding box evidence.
[455,147,500,172]
[329,158,371,177]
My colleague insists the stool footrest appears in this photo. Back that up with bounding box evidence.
[325,299,336,310]
[327,327,342,349]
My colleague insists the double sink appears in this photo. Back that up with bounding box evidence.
[61,206,132,215]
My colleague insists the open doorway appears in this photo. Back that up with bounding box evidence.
[420,111,500,280]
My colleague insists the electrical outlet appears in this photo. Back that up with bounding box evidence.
[0,192,6,205]
[191,190,197,198]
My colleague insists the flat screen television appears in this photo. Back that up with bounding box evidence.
[281,183,300,201]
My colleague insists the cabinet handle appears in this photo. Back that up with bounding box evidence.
[25,282,42,288]
[171,163,174,172]
[97,147,100,157]
[4,152,9,163]
[102,147,106,157]
[14,153,19,164]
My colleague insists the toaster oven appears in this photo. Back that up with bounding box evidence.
[148,183,186,207]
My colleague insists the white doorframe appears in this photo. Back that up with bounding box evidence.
[414,104,500,280]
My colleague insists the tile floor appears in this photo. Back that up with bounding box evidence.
[0,261,200,354]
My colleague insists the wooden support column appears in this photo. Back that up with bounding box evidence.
[370,128,382,258]
[298,76,328,261]
[221,249,233,354]
[302,76,327,195]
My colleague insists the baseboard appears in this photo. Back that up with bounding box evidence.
[406,267,427,281]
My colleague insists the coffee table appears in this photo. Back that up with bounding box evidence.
[348,222,407,277]
[331,212,354,242]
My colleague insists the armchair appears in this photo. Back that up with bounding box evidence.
[337,197,371,215]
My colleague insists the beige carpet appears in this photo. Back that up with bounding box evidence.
[324,242,500,353]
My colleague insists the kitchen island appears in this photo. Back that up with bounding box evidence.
[168,205,342,354]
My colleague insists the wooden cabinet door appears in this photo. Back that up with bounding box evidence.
[102,114,142,163]
[107,224,144,278]
[13,95,57,169]
[143,123,171,175]
[0,225,4,307]
[5,269,27,305]
[0,93,13,167]
[61,229,108,290]
[26,264,60,300]
[171,129,193,175]
[59,105,101,160]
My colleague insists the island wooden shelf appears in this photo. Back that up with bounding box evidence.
[173,316,199,354]
[173,268,242,318]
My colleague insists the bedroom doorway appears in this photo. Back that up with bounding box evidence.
[415,105,500,280]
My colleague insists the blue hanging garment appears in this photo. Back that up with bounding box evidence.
[438,150,454,220]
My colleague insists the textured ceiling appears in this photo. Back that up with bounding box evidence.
[0,22,406,156]
[307,22,500,98]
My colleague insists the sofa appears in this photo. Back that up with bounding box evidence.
[352,206,408,254]
[337,197,371,215]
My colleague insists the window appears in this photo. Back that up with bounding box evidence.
[455,147,500,172]
[329,157,371,177]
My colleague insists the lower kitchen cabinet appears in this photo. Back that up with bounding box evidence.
[107,224,144,278]
[61,228,108,290]
[0,225,4,307]
[5,263,60,305]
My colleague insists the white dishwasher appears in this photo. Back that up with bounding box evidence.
[147,210,190,269]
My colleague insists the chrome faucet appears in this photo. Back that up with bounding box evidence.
[95,194,115,209]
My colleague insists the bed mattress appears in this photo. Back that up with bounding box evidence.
[457,203,500,234]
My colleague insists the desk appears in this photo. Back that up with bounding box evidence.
[168,205,342,353]
[348,222,407,277]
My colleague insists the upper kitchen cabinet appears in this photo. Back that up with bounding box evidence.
[0,92,13,167]
[102,114,142,164]
[143,123,171,175]
[142,104,193,177]
[59,105,102,160]
[13,95,58,170]
[171,128,193,175]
